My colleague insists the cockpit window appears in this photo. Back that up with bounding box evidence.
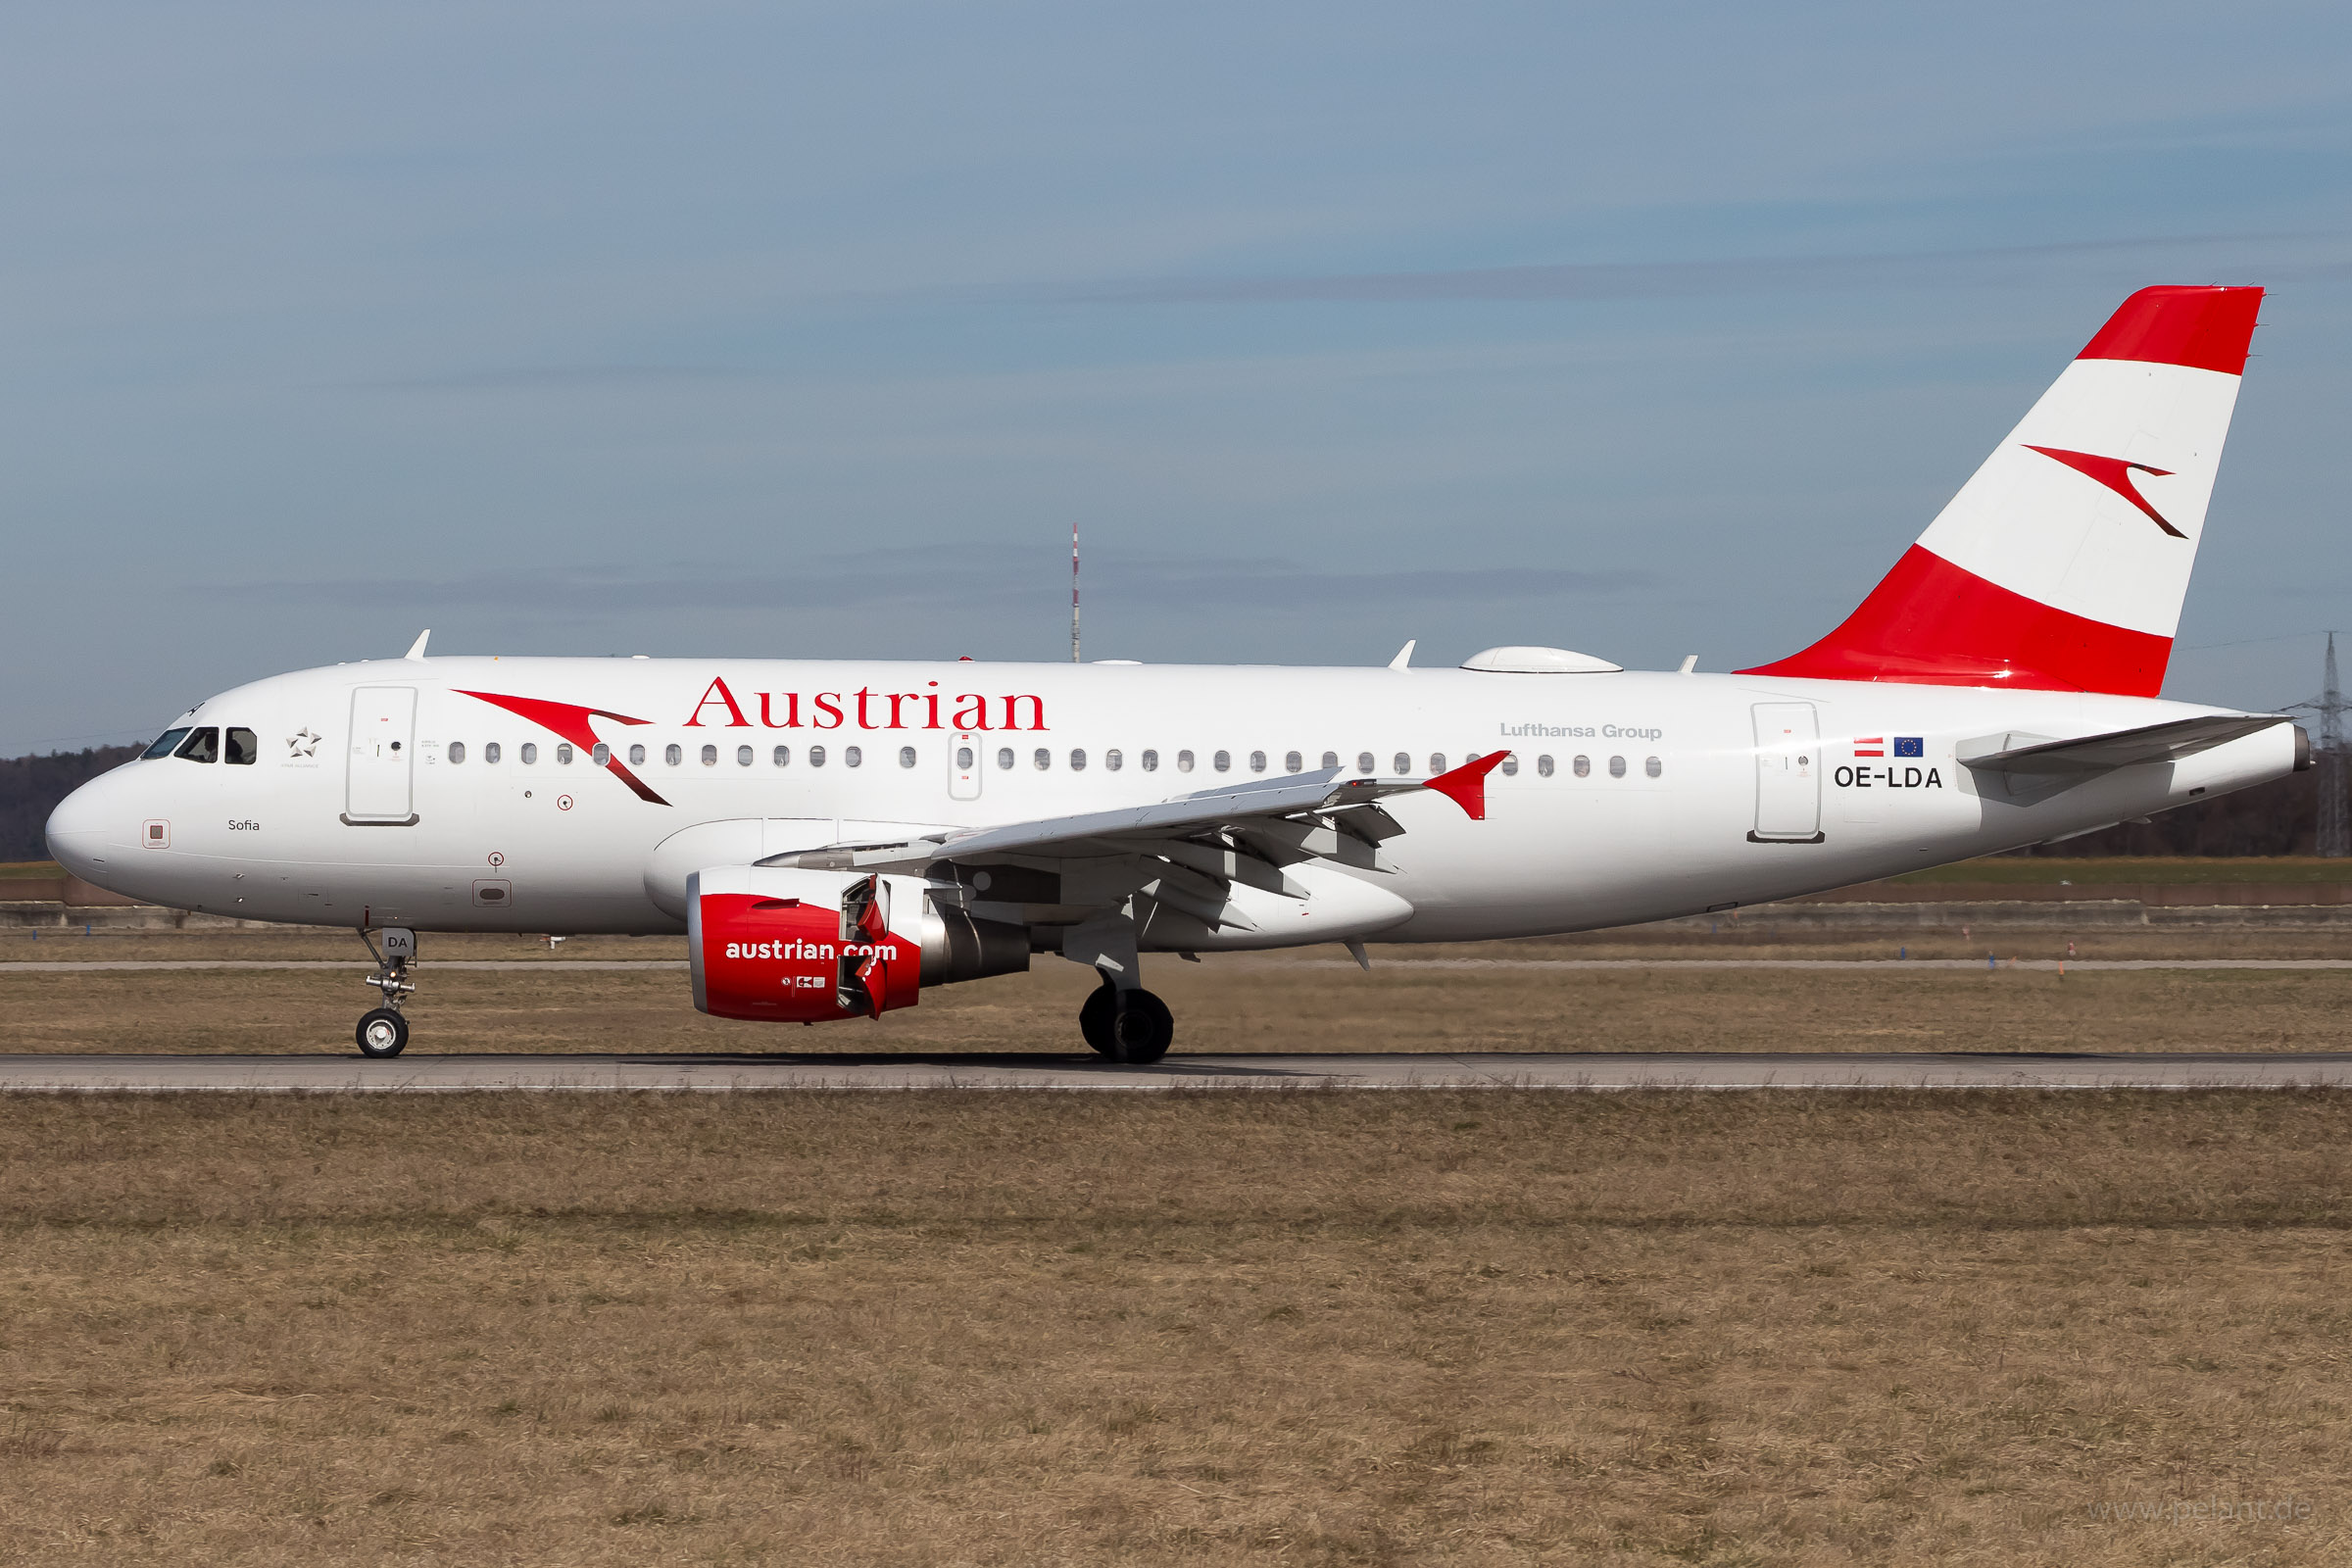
[173,727,220,763]
[143,728,191,760]
[225,727,258,765]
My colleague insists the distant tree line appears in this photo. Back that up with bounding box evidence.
[0,744,2337,864]
[0,746,142,861]
[2016,769,2327,858]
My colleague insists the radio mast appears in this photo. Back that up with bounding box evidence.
[1070,520,1081,663]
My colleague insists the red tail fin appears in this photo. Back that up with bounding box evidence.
[1740,286,2261,695]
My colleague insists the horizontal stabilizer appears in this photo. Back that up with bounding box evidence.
[1956,714,2287,777]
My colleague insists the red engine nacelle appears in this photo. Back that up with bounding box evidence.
[690,867,923,1022]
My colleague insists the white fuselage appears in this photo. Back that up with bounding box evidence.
[47,655,2293,943]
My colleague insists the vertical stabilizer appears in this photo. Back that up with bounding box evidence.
[1741,285,2263,696]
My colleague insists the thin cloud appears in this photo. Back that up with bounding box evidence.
[1037,231,2344,305]
[343,364,771,392]
[247,546,1654,615]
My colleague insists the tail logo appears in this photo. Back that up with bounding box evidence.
[2022,445,2184,538]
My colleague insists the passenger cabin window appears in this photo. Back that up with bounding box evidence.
[448,742,466,764]
[1609,755,1627,777]
[1106,749,1123,771]
[664,744,681,766]
[1573,755,1590,777]
[1177,750,1195,772]
[1248,750,1265,773]
[519,743,537,764]
[1500,755,1518,776]
[557,744,574,764]
[1357,752,1374,774]
[1646,756,1662,778]
[484,742,502,764]
[997,747,1014,770]
[1320,751,1337,770]
[1033,748,1051,770]
[592,743,611,765]
[1283,751,1300,773]
[1213,750,1231,772]
[809,746,827,767]
[899,746,916,768]
[846,746,862,767]
[225,728,258,765]
[956,745,973,769]
[738,745,754,766]
[1430,754,1446,773]
[701,744,718,766]
[1070,749,1087,771]
[174,727,220,763]
[1141,750,1158,772]
[629,744,647,766]
[1537,755,1554,777]
[143,728,191,760]
[1393,752,1409,774]
[774,746,791,766]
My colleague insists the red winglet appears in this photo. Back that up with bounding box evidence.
[1424,751,1510,821]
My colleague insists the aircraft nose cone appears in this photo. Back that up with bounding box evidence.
[45,772,136,888]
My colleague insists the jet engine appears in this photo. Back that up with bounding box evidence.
[688,864,1027,1022]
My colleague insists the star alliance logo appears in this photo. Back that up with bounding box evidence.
[286,727,319,758]
[2023,444,2184,538]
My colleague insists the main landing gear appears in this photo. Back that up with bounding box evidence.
[1079,976,1174,1064]
[356,927,416,1058]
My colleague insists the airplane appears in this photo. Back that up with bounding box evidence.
[46,285,2304,1062]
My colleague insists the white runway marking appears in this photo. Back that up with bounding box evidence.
[0,1053,2347,1092]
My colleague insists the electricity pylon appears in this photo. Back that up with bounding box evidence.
[2291,632,2351,858]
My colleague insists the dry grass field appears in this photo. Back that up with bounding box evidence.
[0,1091,2345,1565]
[4,921,2352,1056]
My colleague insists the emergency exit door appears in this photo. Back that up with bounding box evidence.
[948,731,982,801]
[346,687,418,824]
[1749,702,1823,843]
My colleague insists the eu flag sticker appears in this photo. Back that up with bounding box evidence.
[1893,736,1924,758]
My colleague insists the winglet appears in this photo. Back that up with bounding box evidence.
[1424,751,1510,820]
[1388,639,1415,670]
[404,629,431,662]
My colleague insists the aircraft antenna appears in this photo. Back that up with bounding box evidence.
[1070,520,1081,663]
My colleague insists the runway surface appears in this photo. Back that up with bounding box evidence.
[8,957,2352,973]
[2,1051,2348,1092]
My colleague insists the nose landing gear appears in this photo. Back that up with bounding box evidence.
[356,927,416,1058]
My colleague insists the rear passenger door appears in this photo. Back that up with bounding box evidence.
[1749,702,1822,843]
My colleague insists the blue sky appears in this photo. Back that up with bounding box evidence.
[7,1,2352,754]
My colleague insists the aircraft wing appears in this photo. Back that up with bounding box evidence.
[1957,714,2290,778]
[757,755,1509,929]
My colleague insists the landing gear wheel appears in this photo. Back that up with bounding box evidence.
[1107,989,1174,1065]
[356,1007,410,1058]
[1079,981,1118,1056]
